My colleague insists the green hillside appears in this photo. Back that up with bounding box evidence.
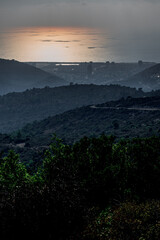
[18,95,160,145]
[0,84,143,133]
[1,95,160,169]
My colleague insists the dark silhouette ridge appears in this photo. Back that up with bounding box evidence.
[120,63,160,91]
[0,59,67,95]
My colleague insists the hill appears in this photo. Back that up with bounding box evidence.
[31,61,155,85]
[0,59,66,95]
[1,95,160,169]
[0,84,143,133]
[17,95,160,146]
[120,63,160,91]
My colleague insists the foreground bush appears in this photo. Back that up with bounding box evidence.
[82,200,160,240]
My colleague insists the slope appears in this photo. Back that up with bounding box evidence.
[0,84,143,133]
[17,95,160,146]
[0,59,66,95]
[1,95,160,168]
[120,63,160,91]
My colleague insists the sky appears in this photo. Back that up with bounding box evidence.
[0,0,160,62]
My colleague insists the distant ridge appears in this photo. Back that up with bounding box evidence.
[0,59,67,95]
[120,63,160,91]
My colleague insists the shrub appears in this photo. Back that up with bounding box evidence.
[82,200,160,240]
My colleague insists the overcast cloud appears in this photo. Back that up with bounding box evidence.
[1,0,160,29]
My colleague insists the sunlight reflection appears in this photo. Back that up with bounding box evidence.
[0,27,111,62]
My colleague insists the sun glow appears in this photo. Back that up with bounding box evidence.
[0,27,111,62]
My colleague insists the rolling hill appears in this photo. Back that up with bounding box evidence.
[1,95,160,169]
[0,84,144,133]
[17,95,160,146]
[32,61,155,85]
[0,59,67,95]
[120,63,160,91]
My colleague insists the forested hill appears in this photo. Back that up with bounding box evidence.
[0,84,144,133]
[15,95,160,146]
[0,59,66,95]
[1,95,160,168]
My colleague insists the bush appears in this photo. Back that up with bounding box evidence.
[82,200,160,240]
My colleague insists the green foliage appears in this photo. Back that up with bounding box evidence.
[82,207,113,240]
[69,135,160,204]
[2,95,160,170]
[109,201,160,240]
[0,84,142,133]
[71,135,116,205]
[0,135,160,239]
[0,150,29,190]
[35,136,84,239]
[42,137,70,179]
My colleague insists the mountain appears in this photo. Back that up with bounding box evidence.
[0,84,144,133]
[120,63,160,91]
[0,59,67,95]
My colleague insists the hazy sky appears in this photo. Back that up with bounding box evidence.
[1,0,160,62]
[1,0,160,29]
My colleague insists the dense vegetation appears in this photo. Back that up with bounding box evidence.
[1,95,160,168]
[1,135,160,239]
[0,84,143,133]
[19,95,160,145]
[2,59,160,239]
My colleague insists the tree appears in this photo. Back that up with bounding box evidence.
[0,150,29,190]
